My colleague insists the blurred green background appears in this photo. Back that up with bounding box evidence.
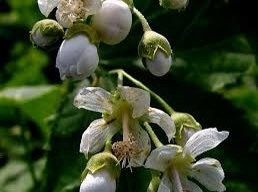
[0,0,257,191]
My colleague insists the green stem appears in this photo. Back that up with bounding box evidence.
[104,140,112,152]
[109,69,175,115]
[144,122,163,148]
[132,7,151,32]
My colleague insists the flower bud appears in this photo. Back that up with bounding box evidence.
[56,34,99,80]
[30,19,64,48]
[171,112,202,146]
[91,0,132,45]
[160,0,188,10]
[138,31,172,76]
[80,152,120,192]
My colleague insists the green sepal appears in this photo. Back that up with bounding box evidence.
[64,23,100,45]
[122,0,134,9]
[85,152,120,180]
[171,112,202,142]
[147,171,161,192]
[30,19,64,46]
[138,31,172,60]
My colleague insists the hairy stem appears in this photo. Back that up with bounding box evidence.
[132,7,151,31]
[144,122,163,148]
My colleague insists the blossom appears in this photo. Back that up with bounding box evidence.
[91,0,132,45]
[80,152,120,192]
[145,128,229,192]
[80,169,116,192]
[74,86,176,168]
[37,0,101,28]
[56,34,99,80]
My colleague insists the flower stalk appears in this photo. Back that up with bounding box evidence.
[144,122,163,148]
[132,7,151,32]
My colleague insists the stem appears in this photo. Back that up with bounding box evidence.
[132,7,151,31]
[171,167,183,192]
[122,111,130,141]
[144,122,163,148]
[104,140,112,152]
[117,71,123,87]
[109,69,175,115]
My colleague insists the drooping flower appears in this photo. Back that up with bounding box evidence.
[80,152,120,192]
[74,86,176,168]
[56,34,99,80]
[37,0,102,28]
[145,128,229,192]
[138,31,172,77]
[91,0,132,45]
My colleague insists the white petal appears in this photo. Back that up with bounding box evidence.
[145,107,176,141]
[80,119,119,157]
[146,50,172,77]
[38,0,58,17]
[56,35,99,80]
[190,158,226,192]
[91,0,132,45]
[157,174,172,192]
[184,128,229,158]
[145,145,182,172]
[181,178,203,192]
[84,0,102,16]
[74,87,112,113]
[178,127,200,147]
[80,169,116,192]
[129,121,151,167]
[118,86,150,118]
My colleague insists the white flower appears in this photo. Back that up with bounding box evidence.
[37,0,101,28]
[145,128,229,192]
[80,169,116,192]
[74,86,176,167]
[56,34,99,80]
[145,50,172,77]
[91,0,132,45]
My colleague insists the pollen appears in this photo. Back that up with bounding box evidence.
[112,134,141,169]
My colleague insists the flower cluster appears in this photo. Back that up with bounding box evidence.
[32,0,176,79]
[30,1,230,192]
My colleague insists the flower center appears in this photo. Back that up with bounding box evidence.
[112,134,141,169]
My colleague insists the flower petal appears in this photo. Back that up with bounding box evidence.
[38,0,58,17]
[80,119,119,157]
[118,86,150,118]
[80,169,116,192]
[181,178,203,192]
[184,128,229,158]
[74,87,113,113]
[128,121,151,167]
[145,107,176,141]
[190,158,226,192]
[157,174,172,192]
[145,145,182,172]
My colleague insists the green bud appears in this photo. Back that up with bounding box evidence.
[138,31,172,60]
[64,23,100,45]
[160,0,188,10]
[138,31,173,76]
[82,152,120,181]
[171,112,202,145]
[30,19,64,48]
